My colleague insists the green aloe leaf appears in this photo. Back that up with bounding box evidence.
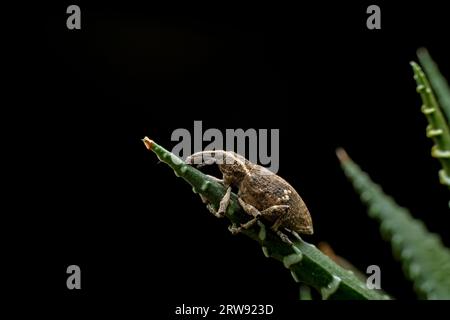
[417,48,450,123]
[338,148,450,299]
[411,61,450,189]
[143,137,389,300]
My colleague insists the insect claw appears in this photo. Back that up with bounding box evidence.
[214,211,226,218]
[205,203,215,214]
[228,224,241,235]
[205,204,224,218]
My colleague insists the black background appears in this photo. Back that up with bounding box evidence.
[10,0,450,310]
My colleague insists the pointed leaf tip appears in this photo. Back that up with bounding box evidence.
[336,148,350,163]
[410,61,419,69]
[142,137,154,150]
[416,47,429,59]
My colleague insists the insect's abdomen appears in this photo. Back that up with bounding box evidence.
[239,173,314,235]
[285,191,314,235]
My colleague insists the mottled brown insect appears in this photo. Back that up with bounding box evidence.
[185,150,313,243]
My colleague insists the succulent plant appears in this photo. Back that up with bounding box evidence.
[142,49,450,299]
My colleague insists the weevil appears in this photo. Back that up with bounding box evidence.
[185,150,313,244]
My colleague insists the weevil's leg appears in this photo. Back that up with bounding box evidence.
[270,214,294,245]
[239,216,260,229]
[231,202,290,235]
[238,198,262,218]
[205,203,220,216]
[228,224,241,235]
[272,224,293,245]
[199,194,209,204]
[285,228,303,241]
[276,231,293,245]
[197,192,220,217]
[228,198,262,234]
[260,205,291,244]
[261,205,290,220]
[217,186,232,216]
[205,204,224,219]
[200,195,224,219]
[229,217,260,234]
[201,186,231,218]
[271,216,284,230]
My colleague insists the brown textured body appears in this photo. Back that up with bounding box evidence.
[186,150,314,235]
[237,163,313,235]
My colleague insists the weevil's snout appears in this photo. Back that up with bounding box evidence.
[185,155,201,167]
[185,154,216,167]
